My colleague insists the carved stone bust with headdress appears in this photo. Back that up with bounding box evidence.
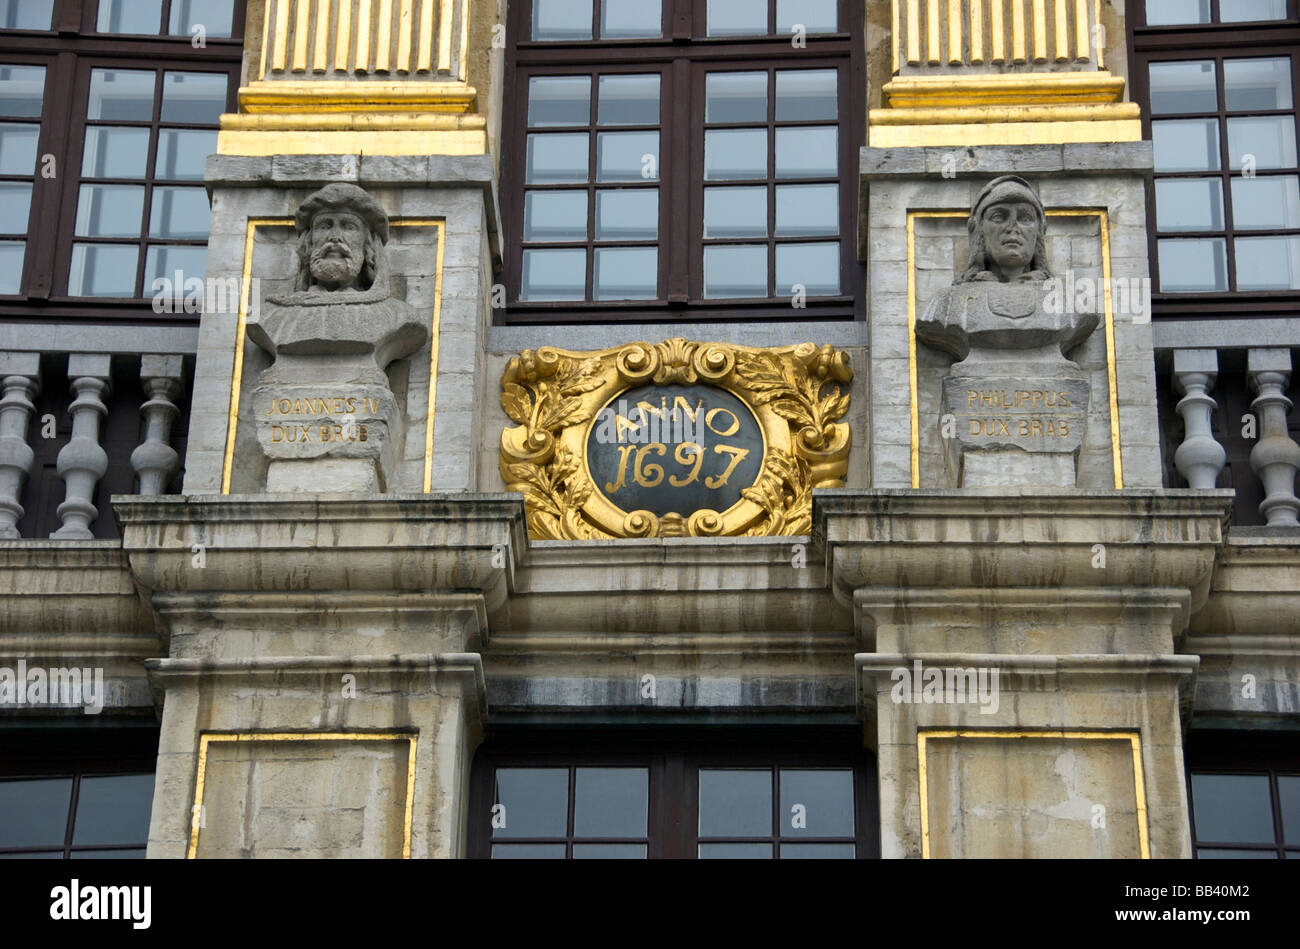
[916,175,1097,369]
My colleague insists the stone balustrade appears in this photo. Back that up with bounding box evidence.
[0,351,190,541]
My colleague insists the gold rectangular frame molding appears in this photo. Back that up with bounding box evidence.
[916,728,1150,859]
[906,208,1123,489]
[221,217,446,494]
[188,730,419,859]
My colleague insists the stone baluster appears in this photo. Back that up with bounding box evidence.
[51,354,112,540]
[1172,349,1226,490]
[130,355,184,495]
[1247,348,1300,528]
[0,353,41,539]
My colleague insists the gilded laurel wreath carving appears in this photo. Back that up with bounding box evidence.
[500,339,853,540]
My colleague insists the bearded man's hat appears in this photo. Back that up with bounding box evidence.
[295,183,390,244]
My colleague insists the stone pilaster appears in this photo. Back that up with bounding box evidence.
[1172,348,1226,491]
[0,352,40,539]
[1247,348,1300,528]
[131,355,184,496]
[52,354,112,540]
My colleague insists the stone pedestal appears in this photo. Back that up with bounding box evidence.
[117,494,524,859]
[819,488,1234,858]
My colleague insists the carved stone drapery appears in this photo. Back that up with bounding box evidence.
[1172,349,1226,491]
[52,354,111,540]
[131,355,184,496]
[1248,348,1300,528]
[0,353,40,539]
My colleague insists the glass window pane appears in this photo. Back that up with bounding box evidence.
[0,64,46,117]
[704,245,767,298]
[699,842,773,858]
[594,246,657,299]
[706,72,767,124]
[492,843,568,858]
[1220,0,1288,21]
[69,848,147,859]
[776,126,837,178]
[525,190,588,242]
[779,769,854,838]
[75,184,144,237]
[780,843,856,858]
[522,248,586,300]
[149,186,210,239]
[0,0,53,30]
[82,127,151,178]
[162,72,228,124]
[1197,848,1277,858]
[573,768,649,837]
[526,133,589,184]
[155,129,217,180]
[596,189,657,240]
[699,769,772,836]
[71,774,154,846]
[597,130,658,181]
[601,0,661,38]
[1158,238,1227,292]
[534,0,593,40]
[1281,776,1300,845]
[492,768,569,837]
[0,239,21,292]
[1152,119,1221,172]
[1191,773,1276,843]
[705,186,767,238]
[1149,61,1217,114]
[87,69,155,121]
[1225,58,1293,112]
[1144,0,1210,24]
[705,128,767,180]
[776,183,839,237]
[168,0,235,38]
[97,0,163,34]
[0,181,30,229]
[1236,236,1300,291]
[776,70,837,122]
[1228,116,1298,171]
[598,75,659,126]
[528,76,591,128]
[0,850,61,858]
[1231,176,1300,230]
[707,0,768,36]
[777,242,839,295]
[0,123,38,174]
[1155,178,1224,231]
[145,245,207,293]
[777,0,837,33]
[0,777,70,847]
[69,243,138,296]
[572,843,647,858]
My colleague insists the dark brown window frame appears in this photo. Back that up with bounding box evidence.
[499,0,865,325]
[1129,0,1300,319]
[1184,729,1300,859]
[467,728,879,859]
[0,0,244,325]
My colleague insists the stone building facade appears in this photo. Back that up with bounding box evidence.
[0,0,1297,859]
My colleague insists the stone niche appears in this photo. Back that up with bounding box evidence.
[232,182,440,494]
[913,176,1119,489]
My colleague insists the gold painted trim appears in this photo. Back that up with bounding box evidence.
[947,0,961,63]
[892,0,900,74]
[991,0,1005,63]
[438,0,453,73]
[221,218,446,495]
[1075,0,1089,60]
[217,127,487,155]
[1095,0,1104,68]
[188,731,418,859]
[376,0,394,73]
[235,80,477,114]
[458,0,470,82]
[336,0,354,72]
[916,729,1150,859]
[907,0,920,64]
[398,0,414,73]
[881,72,1128,108]
[906,209,1123,489]
[871,103,1139,125]
[1033,0,1047,61]
[418,0,435,72]
[1055,0,1068,61]
[868,118,1142,147]
[969,0,983,64]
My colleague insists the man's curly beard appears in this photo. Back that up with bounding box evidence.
[309,240,364,286]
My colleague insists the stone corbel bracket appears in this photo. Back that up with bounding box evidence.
[500,339,853,540]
